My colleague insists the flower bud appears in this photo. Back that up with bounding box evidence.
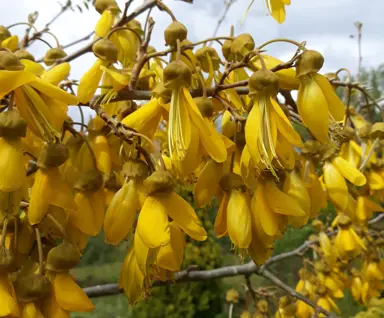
[94,0,120,14]
[341,126,355,140]
[152,82,172,102]
[92,38,118,63]
[74,170,104,192]
[370,122,384,139]
[0,111,27,138]
[14,48,35,61]
[231,33,254,61]
[163,60,191,89]
[126,19,143,36]
[164,21,187,47]
[0,247,14,271]
[222,39,233,61]
[14,274,51,302]
[195,46,220,72]
[248,69,279,97]
[312,219,324,232]
[257,300,268,313]
[122,159,149,179]
[220,173,244,191]
[226,288,239,303]
[194,97,214,118]
[0,51,24,71]
[143,170,174,195]
[46,241,81,272]
[296,50,324,77]
[337,214,352,228]
[37,143,69,169]
[357,123,372,139]
[279,296,291,307]
[0,26,11,41]
[43,47,67,66]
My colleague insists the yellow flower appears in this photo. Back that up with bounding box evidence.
[356,196,384,222]
[245,70,302,176]
[296,50,345,143]
[103,178,140,245]
[0,273,19,317]
[136,171,207,249]
[163,60,227,170]
[51,272,95,312]
[323,156,366,211]
[334,214,366,259]
[266,0,291,24]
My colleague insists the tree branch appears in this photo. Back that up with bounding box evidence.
[57,0,158,64]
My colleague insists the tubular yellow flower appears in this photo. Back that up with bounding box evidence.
[136,171,207,249]
[103,179,140,245]
[296,50,345,143]
[0,273,19,317]
[245,69,302,176]
[226,189,252,248]
[52,272,95,312]
[28,167,76,225]
[266,0,291,24]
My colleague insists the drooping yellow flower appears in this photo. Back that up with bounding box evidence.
[163,60,227,169]
[245,69,302,176]
[136,171,207,249]
[94,0,120,38]
[266,0,291,24]
[323,156,366,211]
[0,273,20,317]
[77,39,129,104]
[296,50,345,143]
[334,214,366,259]
[28,144,76,225]
[103,159,148,245]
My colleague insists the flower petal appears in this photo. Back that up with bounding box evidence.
[137,195,170,248]
[0,70,35,98]
[297,76,329,143]
[332,156,366,186]
[194,159,224,208]
[53,273,94,312]
[157,192,207,241]
[323,162,348,211]
[227,189,252,248]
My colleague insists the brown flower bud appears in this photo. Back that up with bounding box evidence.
[248,69,279,97]
[0,26,11,42]
[0,111,27,138]
[43,48,67,66]
[94,0,120,14]
[74,170,104,192]
[222,39,233,61]
[0,247,14,271]
[122,159,149,179]
[296,50,324,77]
[231,34,254,61]
[163,60,192,89]
[14,274,52,302]
[370,122,384,139]
[164,21,187,47]
[0,51,24,71]
[195,46,220,72]
[194,97,214,118]
[357,123,372,139]
[37,143,69,169]
[312,219,324,232]
[46,241,81,272]
[337,214,352,227]
[14,48,35,61]
[143,171,174,195]
[341,126,355,140]
[92,38,118,63]
[220,173,244,191]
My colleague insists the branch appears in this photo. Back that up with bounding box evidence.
[58,0,158,63]
[261,270,334,317]
[211,0,238,39]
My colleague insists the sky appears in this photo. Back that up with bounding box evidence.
[1,0,383,116]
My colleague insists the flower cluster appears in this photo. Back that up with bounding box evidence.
[0,0,382,316]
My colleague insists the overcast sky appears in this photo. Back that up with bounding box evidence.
[1,0,383,117]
